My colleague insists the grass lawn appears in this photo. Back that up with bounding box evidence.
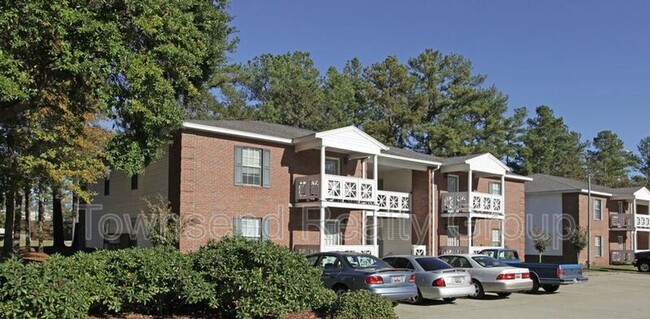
[590,264,638,272]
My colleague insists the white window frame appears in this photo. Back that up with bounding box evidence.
[241,148,262,186]
[325,157,341,175]
[488,181,502,195]
[593,199,603,220]
[447,175,459,193]
[595,235,603,257]
[618,201,624,214]
[491,228,501,247]
[240,217,262,241]
[447,225,460,246]
[324,220,342,246]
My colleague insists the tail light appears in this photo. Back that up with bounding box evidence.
[432,278,446,287]
[557,268,563,279]
[365,275,384,285]
[496,273,516,280]
[409,274,416,283]
[522,272,530,279]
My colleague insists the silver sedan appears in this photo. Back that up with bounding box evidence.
[383,255,474,304]
[439,254,533,298]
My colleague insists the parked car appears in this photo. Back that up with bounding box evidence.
[306,251,418,302]
[479,248,587,293]
[633,250,650,272]
[382,255,474,304]
[439,254,533,298]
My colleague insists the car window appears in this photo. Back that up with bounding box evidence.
[472,256,505,268]
[480,250,494,257]
[345,255,390,269]
[390,257,414,270]
[499,251,519,260]
[306,255,319,266]
[415,257,453,271]
[382,257,396,267]
[319,255,342,270]
[457,257,472,268]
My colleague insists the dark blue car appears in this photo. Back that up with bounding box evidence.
[307,251,418,302]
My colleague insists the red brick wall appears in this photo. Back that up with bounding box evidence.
[176,130,365,252]
[411,169,433,254]
[561,193,610,265]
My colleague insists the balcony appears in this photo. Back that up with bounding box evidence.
[637,214,650,230]
[321,244,378,256]
[610,214,635,229]
[441,192,504,215]
[610,250,635,264]
[295,174,412,213]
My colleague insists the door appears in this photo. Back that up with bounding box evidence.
[447,175,459,193]
[447,226,460,247]
[317,254,342,288]
[325,221,341,246]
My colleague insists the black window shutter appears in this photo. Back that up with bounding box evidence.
[262,149,271,187]
[234,147,243,185]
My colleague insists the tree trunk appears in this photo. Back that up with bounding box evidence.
[13,191,22,254]
[538,253,542,263]
[24,187,31,251]
[38,194,45,253]
[52,188,65,250]
[2,191,15,256]
[71,193,80,250]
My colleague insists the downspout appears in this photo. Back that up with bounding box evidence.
[431,165,440,256]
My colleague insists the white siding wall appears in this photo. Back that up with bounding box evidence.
[525,193,564,256]
[86,152,170,248]
[379,169,412,193]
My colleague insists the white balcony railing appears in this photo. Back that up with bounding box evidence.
[439,246,469,255]
[636,214,650,229]
[610,214,635,229]
[295,174,376,204]
[610,250,635,264]
[322,244,378,256]
[377,190,410,212]
[441,192,504,215]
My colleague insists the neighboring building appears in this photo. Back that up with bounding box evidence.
[525,174,650,265]
[86,120,530,257]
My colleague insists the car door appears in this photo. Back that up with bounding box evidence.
[317,254,343,289]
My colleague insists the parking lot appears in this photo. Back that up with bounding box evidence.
[395,271,650,319]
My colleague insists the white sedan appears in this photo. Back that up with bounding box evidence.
[439,254,533,298]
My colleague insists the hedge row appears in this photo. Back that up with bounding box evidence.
[0,237,397,319]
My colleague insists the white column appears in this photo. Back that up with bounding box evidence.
[320,146,326,200]
[500,174,506,214]
[373,155,378,203]
[362,158,367,245]
[468,170,473,212]
[319,206,326,252]
[467,217,472,253]
[633,199,638,252]
[500,218,505,248]
[431,168,437,256]
[373,209,378,255]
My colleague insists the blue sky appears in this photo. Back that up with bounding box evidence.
[227,0,649,152]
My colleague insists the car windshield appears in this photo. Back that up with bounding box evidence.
[472,256,506,268]
[345,255,390,269]
[415,257,453,271]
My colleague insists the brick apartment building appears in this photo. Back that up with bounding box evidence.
[86,120,531,257]
[525,174,650,265]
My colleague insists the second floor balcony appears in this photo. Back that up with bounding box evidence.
[441,191,504,216]
[294,174,411,213]
[610,213,650,230]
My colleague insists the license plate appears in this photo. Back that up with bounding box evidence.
[516,274,522,279]
[453,277,463,284]
[391,276,404,283]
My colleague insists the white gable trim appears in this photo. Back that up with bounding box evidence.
[379,153,442,166]
[634,187,650,201]
[466,153,511,172]
[182,122,293,144]
[579,189,613,197]
[506,174,533,181]
[315,126,389,151]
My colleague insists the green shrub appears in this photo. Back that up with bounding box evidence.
[101,246,213,314]
[0,253,119,319]
[192,236,335,319]
[329,290,397,319]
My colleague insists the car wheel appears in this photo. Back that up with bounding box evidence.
[542,285,560,293]
[442,297,456,303]
[410,289,424,305]
[527,274,540,293]
[470,280,485,299]
[333,284,348,295]
[638,261,650,272]
[497,292,512,298]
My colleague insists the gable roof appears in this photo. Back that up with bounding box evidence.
[185,120,315,139]
[440,153,511,175]
[382,147,445,164]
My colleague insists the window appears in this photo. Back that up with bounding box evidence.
[234,147,270,187]
[447,226,460,246]
[104,179,110,196]
[233,217,269,241]
[131,174,138,190]
[595,236,603,257]
[593,199,602,220]
[492,228,501,247]
[325,157,340,175]
[447,175,459,192]
[319,255,342,270]
[489,182,502,195]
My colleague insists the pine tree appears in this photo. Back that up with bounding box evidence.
[588,131,638,187]
[637,137,650,187]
